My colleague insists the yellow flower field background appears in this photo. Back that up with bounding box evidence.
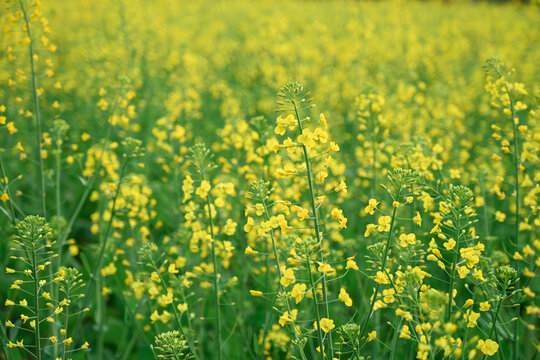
[0,0,538,359]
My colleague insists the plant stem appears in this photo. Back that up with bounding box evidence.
[0,154,16,226]
[389,317,402,360]
[19,0,46,218]
[293,101,333,359]
[482,290,506,360]
[504,81,521,360]
[446,209,463,322]
[31,242,42,360]
[259,190,307,360]
[205,192,222,360]
[150,260,198,359]
[62,287,71,360]
[360,203,399,338]
[85,157,129,300]
[305,253,325,360]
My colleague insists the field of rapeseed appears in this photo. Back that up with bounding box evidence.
[0,0,539,359]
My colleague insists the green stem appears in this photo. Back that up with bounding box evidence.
[19,0,46,218]
[84,157,129,299]
[446,211,462,322]
[370,111,377,198]
[259,190,307,360]
[360,203,399,338]
[0,320,12,360]
[150,260,198,358]
[389,317,402,360]
[205,193,222,360]
[62,287,70,360]
[504,81,521,360]
[305,253,325,360]
[293,101,333,358]
[31,243,42,360]
[0,154,16,225]
[52,134,62,360]
[482,290,506,360]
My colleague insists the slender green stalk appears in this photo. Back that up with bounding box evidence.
[370,111,377,198]
[482,289,506,360]
[31,242,42,360]
[62,287,71,360]
[258,187,307,360]
[52,131,63,360]
[0,154,16,226]
[360,202,399,338]
[205,191,222,360]
[149,259,198,358]
[478,172,490,241]
[292,101,333,358]
[0,320,12,360]
[389,317,402,360]
[504,82,521,360]
[445,217,462,322]
[19,0,47,218]
[305,252,325,360]
[84,157,129,299]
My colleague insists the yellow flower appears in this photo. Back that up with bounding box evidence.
[399,325,411,339]
[335,180,347,193]
[249,290,262,297]
[413,211,422,226]
[367,331,377,342]
[195,180,211,199]
[364,224,377,237]
[364,198,379,215]
[315,318,335,333]
[477,339,499,356]
[464,309,480,327]
[291,283,307,304]
[297,207,309,221]
[317,262,333,274]
[346,256,359,271]
[278,309,298,327]
[245,246,258,255]
[399,233,416,248]
[339,288,352,307]
[330,141,340,152]
[377,216,391,232]
[63,337,73,346]
[480,301,491,311]
[494,211,506,222]
[457,266,470,279]
[280,268,296,287]
[374,271,390,284]
[443,238,456,251]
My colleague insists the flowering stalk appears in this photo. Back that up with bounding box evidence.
[290,86,334,359]
[0,154,17,225]
[304,245,325,360]
[141,247,198,359]
[19,0,46,218]
[252,180,308,360]
[189,144,222,360]
[360,204,398,338]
